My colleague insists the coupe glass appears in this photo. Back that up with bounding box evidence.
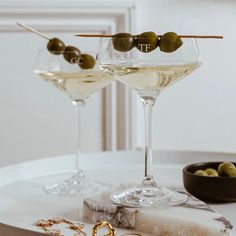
[97,37,200,207]
[34,48,113,196]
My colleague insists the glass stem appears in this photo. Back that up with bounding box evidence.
[72,99,85,177]
[142,98,157,187]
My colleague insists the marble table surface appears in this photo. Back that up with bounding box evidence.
[0,150,235,235]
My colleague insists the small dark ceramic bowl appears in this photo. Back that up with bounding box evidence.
[183,162,236,202]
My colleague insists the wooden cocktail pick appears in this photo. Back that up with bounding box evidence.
[17,22,50,40]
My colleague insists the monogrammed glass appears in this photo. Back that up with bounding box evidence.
[98,37,200,207]
[34,49,113,196]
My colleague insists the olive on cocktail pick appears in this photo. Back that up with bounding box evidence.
[63,45,81,64]
[79,54,95,69]
[159,32,183,53]
[112,33,134,52]
[47,38,66,55]
[135,31,159,53]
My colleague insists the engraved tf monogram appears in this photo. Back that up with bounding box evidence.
[138,43,151,52]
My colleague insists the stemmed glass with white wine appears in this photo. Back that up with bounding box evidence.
[24,26,114,196]
[96,31,201,207]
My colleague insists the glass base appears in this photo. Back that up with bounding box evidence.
[44,171,109,196]
[111,180,188,207]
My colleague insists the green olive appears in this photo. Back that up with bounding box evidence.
[63,45,81,64]
[227,168,236,177]
[205,168,219,177]
[47,38,65,55]
[79,54,95,69]
[135,31,159,53]
[194,170,208,176]
[159,32,183,53]
[218,162,235,176]
[112,33,134,52]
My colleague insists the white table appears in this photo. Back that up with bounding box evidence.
[0,151,235,235]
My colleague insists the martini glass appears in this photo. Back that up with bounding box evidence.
[34,48,113,196]
[97,37,200,207]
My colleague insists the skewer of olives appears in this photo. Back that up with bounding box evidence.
[111,31,182,53]
[76,32,223,54]
[17,22,95,69]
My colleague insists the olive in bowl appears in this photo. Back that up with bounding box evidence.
[183,162,236,202]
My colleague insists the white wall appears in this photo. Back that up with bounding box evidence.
[0,0,236,167]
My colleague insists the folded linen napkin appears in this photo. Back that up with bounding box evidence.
[83,188,233,236]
